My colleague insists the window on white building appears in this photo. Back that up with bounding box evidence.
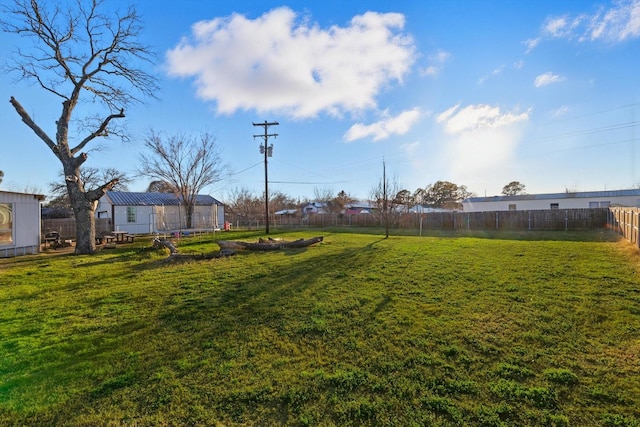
[126,206,136,223]
[509,204,516,211]
[0,203,13,245]
[550,203,559,209]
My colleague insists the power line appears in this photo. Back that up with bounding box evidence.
[522,120,640,146]
[550,102,640,123]
[216,161,262,182]
[541,137,639,154]
[269,180,349,185]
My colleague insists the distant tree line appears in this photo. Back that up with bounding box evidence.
[41,173,528,223]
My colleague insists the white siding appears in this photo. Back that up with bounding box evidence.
[112,205,155,234]
[96,193,224,233]
[463,194,640,212]
[0,191,42,257]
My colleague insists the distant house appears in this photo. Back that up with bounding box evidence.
[302,201,378,215]
[345,201,375,214]
[462,189,640,212]
[408,205,451,214]
[96,191,225,234]
[274,209,298,216]
[0,190,45,258]
[302,202,327,215]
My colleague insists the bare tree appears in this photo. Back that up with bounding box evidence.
[225,187,263,225]
[48,167,131,209]
[2,0,158,253]
[313,187,336,213]
[313,187,356,214]
[0,171,3,186]
[269,190,297,214]
[138,130,227,229]
[335,190,357,212]
[370,161,402,238]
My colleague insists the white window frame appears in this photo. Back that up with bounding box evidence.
[126,206,136,223]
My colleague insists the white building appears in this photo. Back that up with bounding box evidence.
[96,191,225,234]
[463,189,640,212]
[0,190,45,257]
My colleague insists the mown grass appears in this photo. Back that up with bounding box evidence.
[0,229,639,426]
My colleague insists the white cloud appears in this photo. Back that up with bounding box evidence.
[552,105,570,117]
[166,7,416,118]
[528,0,640,49]
[423,66,438,76]
[588,0,640,41]
[542,16,582,38]
[435,104,530,188]
[422,49,451,77]
[344,108,422,142]
[436,104,529,134]
[401,141,420,154]
[524,37,540,53]
[478,65,504,84]
[534,72,565,88]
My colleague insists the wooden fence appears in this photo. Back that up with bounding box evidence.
[44,208,611,240]
[42,218,112,239]
[235,208,609,232]
[608,207,640,246]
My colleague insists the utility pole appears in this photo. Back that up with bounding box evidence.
[253,120,279,234]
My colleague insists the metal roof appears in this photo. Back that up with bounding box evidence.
[106,191,222,206]
[0,190,46,201]
[464,189,640,203]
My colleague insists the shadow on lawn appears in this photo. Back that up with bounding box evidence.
[414,228,621,243]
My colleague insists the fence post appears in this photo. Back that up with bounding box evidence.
[636,210,640,248]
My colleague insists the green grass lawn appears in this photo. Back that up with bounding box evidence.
[1,230,639,426]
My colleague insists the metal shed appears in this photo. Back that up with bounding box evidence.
[96,191,225,234]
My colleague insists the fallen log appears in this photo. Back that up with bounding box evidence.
[217,236,323,252]
[152,237,178,254]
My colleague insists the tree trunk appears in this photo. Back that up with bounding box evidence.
[74,204,96,254]
[217,236,323,251]
[185,203,194,229]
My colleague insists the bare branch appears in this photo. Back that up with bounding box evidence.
[85,177,119,204]
[9,96,59,157]
[71,108,125,154]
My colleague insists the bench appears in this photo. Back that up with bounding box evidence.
[43,231,61,249]
[124,234,135,243]
[98,235,115,244]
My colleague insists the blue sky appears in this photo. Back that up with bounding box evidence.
[1,0,639,202]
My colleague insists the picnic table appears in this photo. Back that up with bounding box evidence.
[112,231,127,243]
[43,231,61,249]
